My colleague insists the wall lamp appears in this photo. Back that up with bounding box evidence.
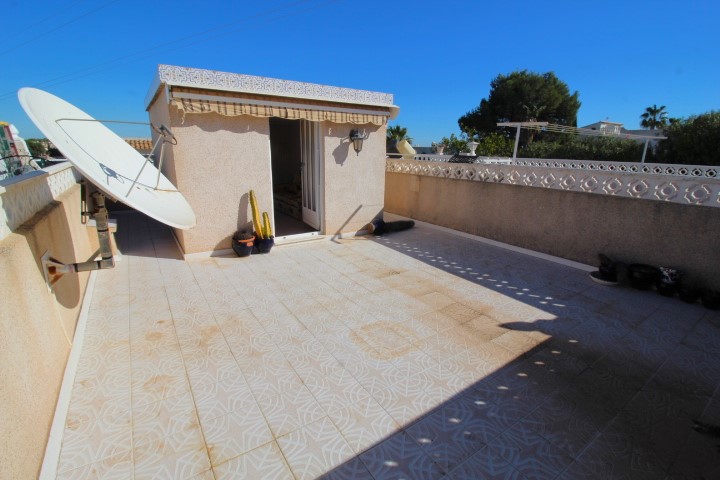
[350,128,369,155]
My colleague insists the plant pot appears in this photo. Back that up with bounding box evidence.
[628,264,660,290]
[253,236,275,254]
[434,145,445,155]
[232,236,254,257]
[597,255,617,282]
[656,281,678,297]
[465,141,479,155]
[701,290,720,310]
[678,288,700,304]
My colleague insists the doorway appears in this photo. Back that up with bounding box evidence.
[269,118,322,238]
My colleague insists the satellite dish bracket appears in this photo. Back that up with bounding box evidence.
[42,191,115,290]
[19,87,196,289]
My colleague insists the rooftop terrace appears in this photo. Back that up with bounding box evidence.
[46,211,720,479]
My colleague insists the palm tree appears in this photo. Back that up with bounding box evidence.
[640,105,669,130]
[386,125,412,143]
[386,125,412,156]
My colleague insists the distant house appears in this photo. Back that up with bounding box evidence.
[581,120,665,145]
[124,138,153,156]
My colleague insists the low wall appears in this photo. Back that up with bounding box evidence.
[0,165,95,479]
[385,159,720,290]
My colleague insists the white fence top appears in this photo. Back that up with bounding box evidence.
[386,156,720,208]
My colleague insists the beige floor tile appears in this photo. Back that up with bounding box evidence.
[183,348,244,388]
[329,394,401,454]
[191,375,257,424]
[56,449,133,480]
[213,441,294,480]
[57,410,132,473]
[132,391,199,442]
[201,408,273,467]
[259,385,327,437]
[303,366,369,414]
[277,416,355,480]
[133,424,210,479]
[56,214,720,479]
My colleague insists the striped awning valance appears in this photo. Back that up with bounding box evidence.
[169,87,390,126]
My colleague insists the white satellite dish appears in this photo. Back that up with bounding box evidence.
[18,87,195,229]
[18,87,195,288]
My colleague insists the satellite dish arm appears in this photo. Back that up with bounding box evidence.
[43,192,115,287]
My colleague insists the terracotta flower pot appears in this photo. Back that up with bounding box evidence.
[232,236,254,257]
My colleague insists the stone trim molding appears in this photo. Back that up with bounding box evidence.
[0,162,79,241]
[147,64,396,110]
[386,158,720,208]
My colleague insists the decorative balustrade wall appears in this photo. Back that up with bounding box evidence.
[0,161,95,480]
[0,162,79,241]
[385,157,720,289]
[387,157,720,208]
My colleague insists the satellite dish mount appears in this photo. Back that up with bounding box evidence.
[18,87,196,290]
[42,191,114,287]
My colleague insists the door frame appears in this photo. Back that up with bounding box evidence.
[300,119,323,232]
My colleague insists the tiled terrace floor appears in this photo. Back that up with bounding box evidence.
[52,213,720,479]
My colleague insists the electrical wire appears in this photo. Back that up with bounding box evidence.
[5,0,121,55]
[5,0,88,36]
[0,0,339,102]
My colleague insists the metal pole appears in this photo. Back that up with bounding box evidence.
[641,138,649,163]
[513,125,521,160]
[42,192,115,288]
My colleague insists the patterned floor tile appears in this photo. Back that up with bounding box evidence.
[447,446,527,480]
[56,448,133,480]
[406,401,487,472]
[277,416,355,480]
[133,423,210,479]
[328,393,400,454]
[183,349,244,390]
[213,441,294,480]
[191,375,257,424]
[201,406,273,467]
[132,391,199,442]
[491,422,574,479]
[316,455,376,480]
[57,410,132,474]
[303,366,370,415]
[570,430,667,480]
[359,430,446,479]
[259,384,327,437]
[55,213,720,480]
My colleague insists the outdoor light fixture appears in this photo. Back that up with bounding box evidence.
[350,128,369,155]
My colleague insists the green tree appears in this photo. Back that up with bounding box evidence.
[475,132,514,157]
[26,138,47,158]
[521,136,646,162]
[386,125,412,143]
[458,70,581,144]
[640,104,668,130]
[655,111,720,165]
[386,125,412,155]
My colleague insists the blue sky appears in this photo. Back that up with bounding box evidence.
[3,0,718,146]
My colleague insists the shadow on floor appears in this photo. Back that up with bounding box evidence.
[319,226,720,479]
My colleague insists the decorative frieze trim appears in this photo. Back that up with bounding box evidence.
[386,158,720,208]
[151,64,395,108]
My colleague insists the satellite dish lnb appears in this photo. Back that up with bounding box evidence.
[18,88,196,288]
